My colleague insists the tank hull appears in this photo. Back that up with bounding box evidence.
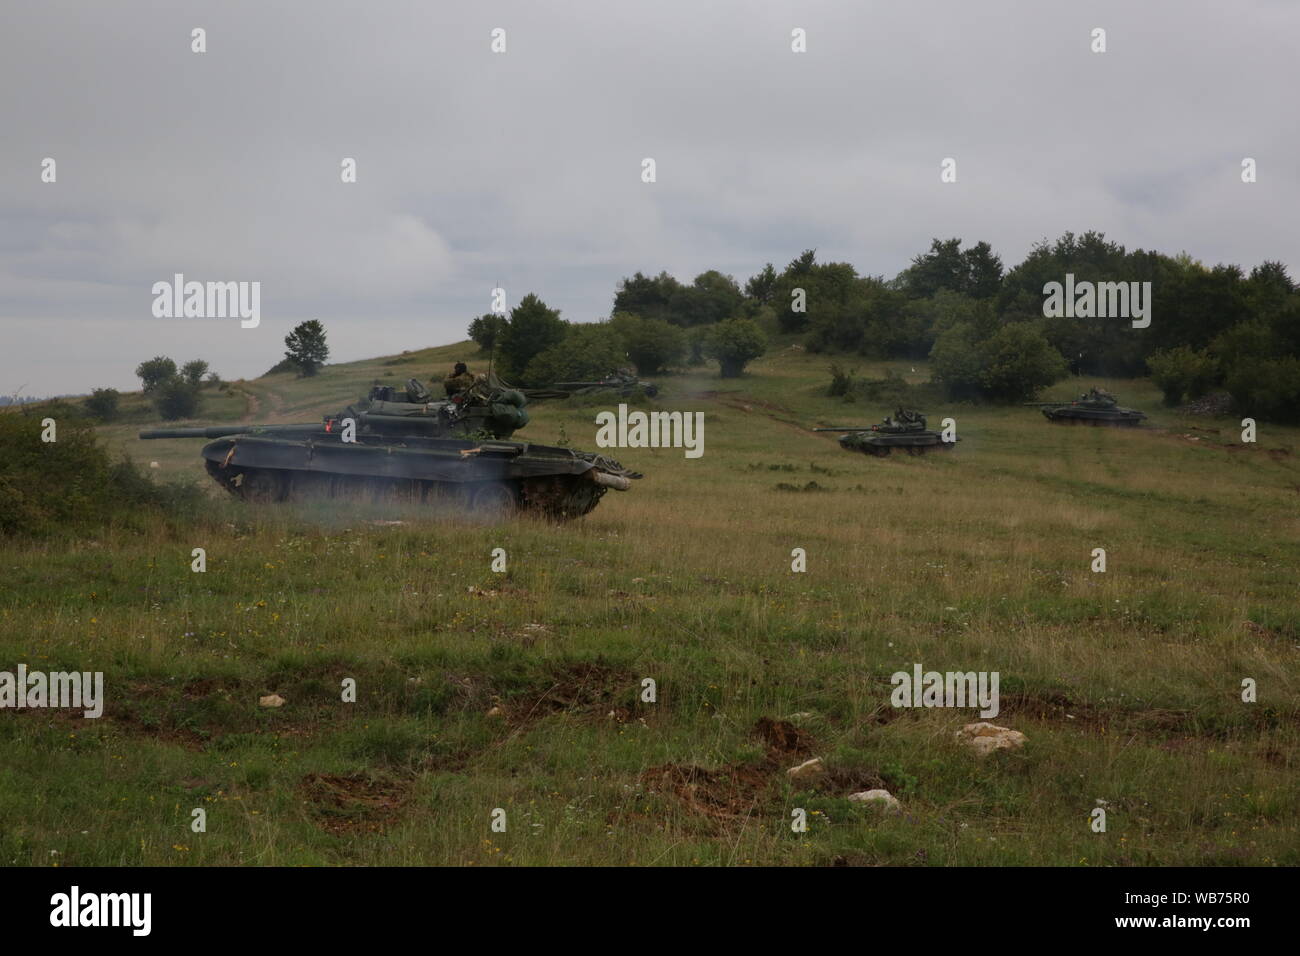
[838,431,955,457]
[1040,406,1146,426]
[199,433,636,519]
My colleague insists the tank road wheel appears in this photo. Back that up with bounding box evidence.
[870,445,891,458]
[239,469,284,503]
[468,481,520,520]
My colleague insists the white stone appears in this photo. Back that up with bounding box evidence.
[956,721,1026,756]
[848,789,900,811]
[787,757,825,781]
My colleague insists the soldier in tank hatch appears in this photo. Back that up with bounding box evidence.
[443,362,475,397]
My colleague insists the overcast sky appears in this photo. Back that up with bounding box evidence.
[2,0,1296,395]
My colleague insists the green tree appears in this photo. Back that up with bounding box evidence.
[1209,320,1277,373]
[468,313,507,352]
[135,356,177,393]
[613,271,682,324]
[152,377,200,420]
[284,320,330,377]
[902,238,1003,299]
[745,263,777,305]
[703,318,767,377]
[1146,346,1217,405]
[83,387,120,421]
[522,322,626,386]
[609,313,686,375]
[978,324,1070,402]
[771,250,862,334]
[931,322,1067,402]
[180,360,209,388]
[1225,357,1300,423]
[497,293,567,381]
[929,323,985,400]
[667,270,744,327]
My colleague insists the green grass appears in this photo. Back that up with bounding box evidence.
[3,344,1298,866]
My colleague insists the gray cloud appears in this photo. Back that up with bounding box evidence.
[1,0,1296,393]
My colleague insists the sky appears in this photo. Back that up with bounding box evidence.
[2,0,1297,395]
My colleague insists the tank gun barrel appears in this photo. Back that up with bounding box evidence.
[813,426,872,432]
[139,423,325,439]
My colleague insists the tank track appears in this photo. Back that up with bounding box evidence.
[205,460,613,520]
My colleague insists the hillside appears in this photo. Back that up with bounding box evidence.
[2,343,1298,866]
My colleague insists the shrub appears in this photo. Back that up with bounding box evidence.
[609,313,686,375]
[702,318,767,377]
[83,387,121,421]
[522,322,626,386]
[0,412,196,536]
[135,356,177,393]
[978,324,1070,402]
[468,313,507,352]
[1224,356,1300,423]
[152,378,200,420]
[828,363,857,397]
[180,360,210,388]
[1146,346,1217,406]
[931,322,1068,402]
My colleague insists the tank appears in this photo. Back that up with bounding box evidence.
[526,369,659,399]
[139,376,641,519]
[814,409,956,457]
[1025,388,1147,427]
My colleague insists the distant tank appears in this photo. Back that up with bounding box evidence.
[526,369,659,399]
[815,409,956,457]
[1026,388,1147,427]
[140,376,640,519]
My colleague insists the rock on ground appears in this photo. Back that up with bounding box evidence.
[848,789,900,811]
[786,757,825,781]
[956,721,1026,756]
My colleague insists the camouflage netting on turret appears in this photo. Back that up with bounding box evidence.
[485,388,529,433]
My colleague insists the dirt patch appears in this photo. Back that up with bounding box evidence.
[753,717,815,756]
[996,690,1104,728]
[641,762,773,820]
[638,717,826,823]
[299,772,409,834]
[504,661,638,725]
[1267,447,1292,461]
[717,395,809,433]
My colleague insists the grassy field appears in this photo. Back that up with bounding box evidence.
[3,342,1298,866]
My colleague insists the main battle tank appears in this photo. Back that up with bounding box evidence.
[526,369,659,399]
[815,409,956,457]
[140,376,641,519]
[1026,388,1147,427]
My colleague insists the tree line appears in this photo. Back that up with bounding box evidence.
[471,231,1298,419]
